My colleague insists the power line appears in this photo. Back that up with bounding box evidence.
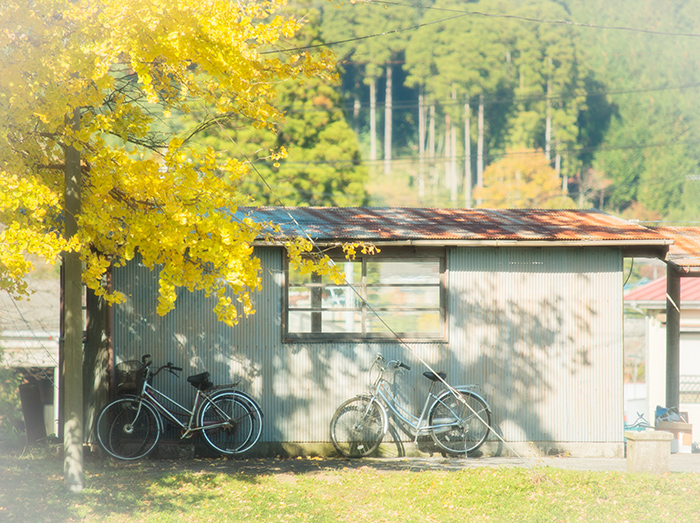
[276,81,700,115]
[372,0,700,39]
[264,0,700,56]
[261,11,469,55]
[236,135,700,170]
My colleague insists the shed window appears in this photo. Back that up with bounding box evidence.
[285,251,445,341]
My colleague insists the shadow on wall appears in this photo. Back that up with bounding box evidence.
[110,247,619,456]
[449,251,613,454]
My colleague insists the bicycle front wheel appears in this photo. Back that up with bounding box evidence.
[330,396,387,458]
[96,396,161,460]
[198,392,257,456]
[429,390,491,455]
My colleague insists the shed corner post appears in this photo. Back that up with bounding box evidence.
[665,268,681,409]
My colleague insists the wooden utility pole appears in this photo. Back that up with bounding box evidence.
[63,107,84,492]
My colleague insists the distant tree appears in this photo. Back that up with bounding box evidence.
[404,0,589,202]
[188,74,368,206]
[567,0,700,218]
[322,0,425,168]
[474,150,577,208]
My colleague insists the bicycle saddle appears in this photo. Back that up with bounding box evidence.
[187,371,214,390]
[423,371,447,382]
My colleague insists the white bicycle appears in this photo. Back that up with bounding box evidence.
[330,354,491,458]
[96,355,263,460]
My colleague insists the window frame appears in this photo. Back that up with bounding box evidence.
[283,247,447,342]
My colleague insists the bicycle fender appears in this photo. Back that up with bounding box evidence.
[435,388,491,412]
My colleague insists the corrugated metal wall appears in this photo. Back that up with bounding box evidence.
[447,247,623,443]
[112,245,623,445]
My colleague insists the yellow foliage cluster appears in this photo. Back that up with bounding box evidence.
[473,150,577,209]
[0,0,336,325]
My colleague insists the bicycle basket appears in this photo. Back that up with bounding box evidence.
[115,360,147,396]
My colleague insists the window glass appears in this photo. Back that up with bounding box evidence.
[286,254,444,340]
[367,310,442,334]
[366,286,441,309]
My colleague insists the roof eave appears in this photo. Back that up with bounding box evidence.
[253,239,673,250]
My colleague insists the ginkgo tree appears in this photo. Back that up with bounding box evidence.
[0,0,360,327]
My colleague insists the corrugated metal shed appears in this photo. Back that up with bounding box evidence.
[107,207,682,458]
[242,207,672,247]
[650,226,700,273]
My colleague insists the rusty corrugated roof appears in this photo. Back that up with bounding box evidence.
[241,207,671,246]
[650,226,700,272]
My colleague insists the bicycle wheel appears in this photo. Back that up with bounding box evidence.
[429,390,491,455]
[330,396,387,458]
[198,391,257,456]
[231,390,264,453]
[96,396,161,460]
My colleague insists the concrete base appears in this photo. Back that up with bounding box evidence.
[625,430,673,474]
[238,440,625,460]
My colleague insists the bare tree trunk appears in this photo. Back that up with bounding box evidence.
[353,96,360,136]
[464,97,472,208]
[444,112,450,190]
[545,77,552,162]
[429,104,436,194]
[370,78,377,162]
[418,86,426,199]
[558,153,566,192]
[450,86,458,203]
[477,94,485,204]
[384,64,392,175]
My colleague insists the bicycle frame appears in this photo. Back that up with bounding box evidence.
[132,369,235,439]
[368,358,480,444]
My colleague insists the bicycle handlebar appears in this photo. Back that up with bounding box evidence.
[146,360,184,378]
[374,353,411,372]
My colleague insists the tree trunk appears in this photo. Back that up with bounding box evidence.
[477,94,485,204]
[429,104,436,193]
[384,64,392,175]
[464,98,472,208]
[353,96,360,136]
[545,77,552,162]
[369,78,377,162]
[449,86,458,203]
[444,112,451,191]
[63,107,84,492]
[418,86,426,199]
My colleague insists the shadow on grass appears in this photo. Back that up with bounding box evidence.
[0,447,267,523]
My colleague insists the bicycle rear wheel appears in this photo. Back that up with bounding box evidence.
[198,391,257,456]
[330,396,387,458]
[230,390,264,453]
[96,396,161,460]
[429,390,490,455]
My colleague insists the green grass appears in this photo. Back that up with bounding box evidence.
[1,449,699,522]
